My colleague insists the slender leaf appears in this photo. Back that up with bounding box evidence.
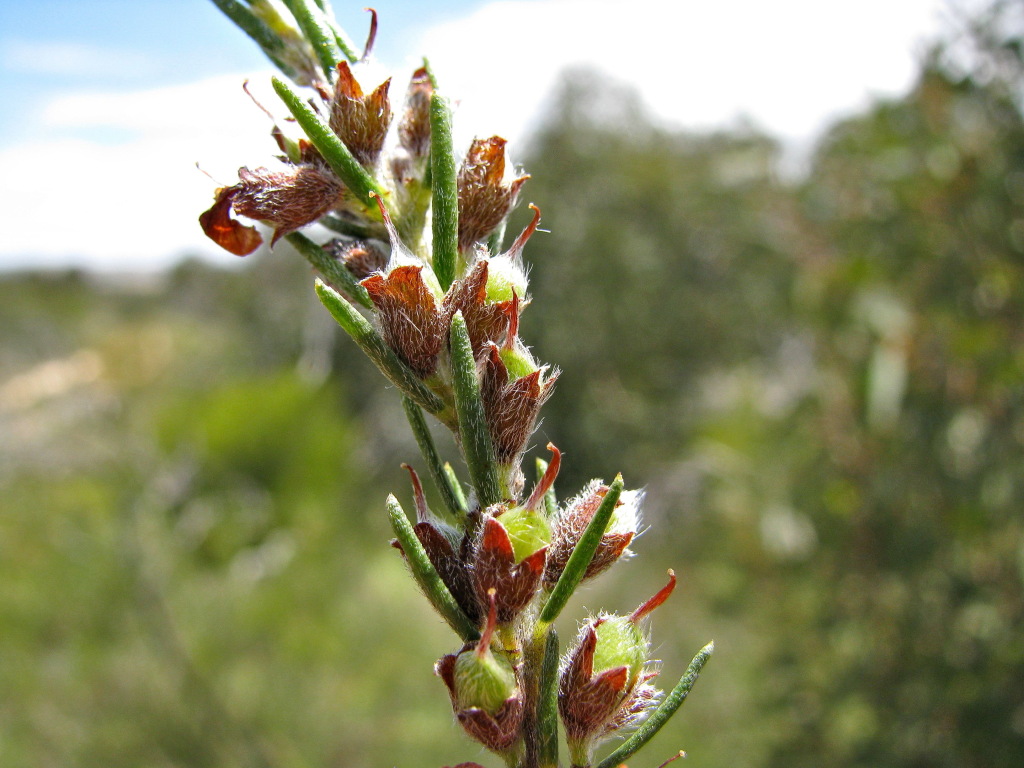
[539,475,624,626]
[387,495,479,642]
[449,312,500,507]
[596,641,715,768]
[403,396,467,521]
[538,629,560,768]
[280,0,340,77]
[319,213,378,239]
[315,279,446,416]
[443,463,468,511]
[209,0,298,79]
[430,94,459,290]
[272,76,388,209]
[286,232,372,309]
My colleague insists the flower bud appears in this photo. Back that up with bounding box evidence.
[457,137,529,251]
[436,589,524,752]
[496,506,552,564]
[329,61,392,168]
[559,572,677,766]
[543,482,640,590]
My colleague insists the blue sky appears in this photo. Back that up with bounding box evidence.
[0,0,960,270]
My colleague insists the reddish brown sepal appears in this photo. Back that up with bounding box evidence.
[480,343,557,464]
[398,67,433,158]
[329,61,392,167]
[543,484,634,590]
[457,137,529,251]
[442,261,516,359]
[199,187,263,256]
[361,265,444,378]
[473,515,546,624]
[413,521,481,624]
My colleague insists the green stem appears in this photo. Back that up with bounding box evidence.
[538,475,624,626]
[387,495,478,642]
[272,76,388,211]
[402,396,467,522]
[449,312,501,507]
[286,232,372,309]
[595,641,715,768]
[538,629,560,768]
[443,463,468,511]
[315,279,449,420]
[430,93,459,290]
[279,0,340,77]
[209,0,298,80]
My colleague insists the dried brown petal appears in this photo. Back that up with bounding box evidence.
[199,187,263,256]
[362,265,444,378]
[457,137,529,251]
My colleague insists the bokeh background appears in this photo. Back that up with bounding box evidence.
[2,1,1023,767]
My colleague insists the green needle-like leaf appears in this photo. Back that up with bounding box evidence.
[403,396,467,521]
[272,76,388,210]
[538,629,560,768]
[596,641,715,768]
[286,232,372,309]
[430,94,459,290]
[387,495,479,642]
[539,475,624,626]
[450,312,500,507]
[443,463,468,511]
[209,0,298,79]
[279,0,341,76]
[315,279,446,416]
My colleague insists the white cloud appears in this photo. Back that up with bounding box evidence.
[418,0,947,146]
[0,0,953,271]
[2,40,154,78]
[0,73,282,270]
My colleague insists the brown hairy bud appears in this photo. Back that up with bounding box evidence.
[329,60,392,167]
[398,67,433,158]
[200,163,345,252]
[442,261,516,359]
[480,343,557,465]
[457,137,529,251]
[362,265,445,378]
[543,482,637,590]
[323,238,388,280]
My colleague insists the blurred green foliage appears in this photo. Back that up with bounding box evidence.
[2,7,1023,767]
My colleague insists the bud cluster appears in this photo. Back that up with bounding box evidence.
[202,4,712,767]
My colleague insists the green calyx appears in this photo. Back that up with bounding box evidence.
[499,507,552,563]
[484,257,527,303]
[499,345,538,381]
[592,616,647,683]
[453,644,518,715]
